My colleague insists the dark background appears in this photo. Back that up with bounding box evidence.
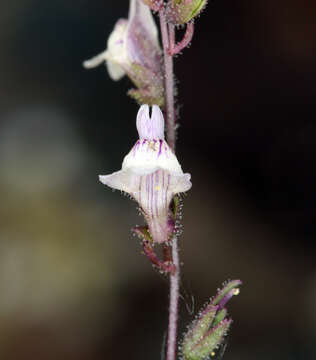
[1,0,316,359]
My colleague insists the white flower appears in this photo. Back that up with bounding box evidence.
[83,0,163,105]
[99,105,192,243]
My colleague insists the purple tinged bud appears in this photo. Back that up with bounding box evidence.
[181,280,242,360]
[211,279,242,308]
[217,289,238,310]
[127,0,161,71]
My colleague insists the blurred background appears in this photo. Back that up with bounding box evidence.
[0,0,316,359]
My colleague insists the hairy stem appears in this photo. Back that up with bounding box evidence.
[159,9,180,360]
[159,8,176,152]
[167,236,180,360]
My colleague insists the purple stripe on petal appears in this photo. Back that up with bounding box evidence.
[133,140,140,156]
[164,145,169,158]
[146,174,150,213]
[155,171,159,217]
[161,171,165,214]
[158,139,163,157]
[139,175,142,205]
[151,173,154,219]
[166,173,170,210]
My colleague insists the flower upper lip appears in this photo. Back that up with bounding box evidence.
[99,104,191,180]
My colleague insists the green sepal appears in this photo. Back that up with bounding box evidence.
[133,226,153,243]
[182,304,218,356]
[187,319,231,360]
[127,63,164,107]
[171,195,180,220]
[211,308,227,328]
[181,280,242,360]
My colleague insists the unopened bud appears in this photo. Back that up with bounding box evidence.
[181,280,242,360]
[166,0,207,25]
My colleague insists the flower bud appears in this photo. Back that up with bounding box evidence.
[166,0,207,25]
[181,280,242,360]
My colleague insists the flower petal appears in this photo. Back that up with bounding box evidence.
[106,60,126,81]
[106,19,128,61]
[170,173,192,193]
[128,0,159,50]
[83,50,109,69]
[83,18,129,80]
[127,0,161,72]
[136,104,164,140]
[99,170,138,193]
[122,139,183,175]
[132,170,173,243]
[83,49,126,81]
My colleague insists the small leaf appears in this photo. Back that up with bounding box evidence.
[128,64,164,107]
[181,280,242,360]
[211,308,227,328]
[183,304,218,355]
[133,226,153,242]
[190,0,206,19]
[167,0,208,25]
[189,319,231,360]
[172,195,180,220]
